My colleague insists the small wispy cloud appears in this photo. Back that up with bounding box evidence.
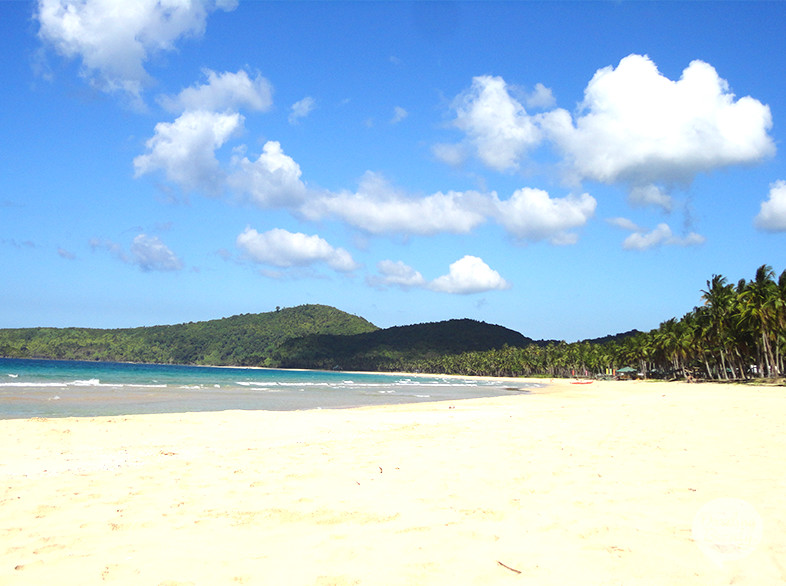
[610,220,705,251]
[90,234,183,271]
[288,96,316,124]
[57,247,76,260]
[368,260,426,290]
[2,238,36,249]
[391,106,408,124]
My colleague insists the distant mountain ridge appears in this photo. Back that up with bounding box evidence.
[580,330,642,345]
[272,318,535,371]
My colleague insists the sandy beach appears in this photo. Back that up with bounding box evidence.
[2,378,785,585]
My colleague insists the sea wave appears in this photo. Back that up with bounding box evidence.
[0,380,167,389]
[71,378,102,386]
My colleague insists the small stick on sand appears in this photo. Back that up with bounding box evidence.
[497,560,522,574]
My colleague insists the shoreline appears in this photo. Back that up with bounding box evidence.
[2,379,784,584]
[0,359,548,421]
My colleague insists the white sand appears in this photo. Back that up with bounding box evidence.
[1,379,785,585]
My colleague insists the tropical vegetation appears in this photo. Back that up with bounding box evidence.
[607,264,786,381]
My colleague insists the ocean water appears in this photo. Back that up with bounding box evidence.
[0,358,539,419]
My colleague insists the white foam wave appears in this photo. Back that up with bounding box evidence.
[0,380,166,389]
[0,382,63,388]
[70,379,102,386]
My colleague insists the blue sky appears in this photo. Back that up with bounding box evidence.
[2,1,786,342]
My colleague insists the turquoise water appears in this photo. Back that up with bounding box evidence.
[0,358,538,419]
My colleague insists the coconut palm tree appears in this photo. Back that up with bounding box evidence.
[739,265,779,377]
[701,274,736,379]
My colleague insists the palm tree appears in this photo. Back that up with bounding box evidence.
[773,269,786,374]
[701,274,736,379]
[654,318,682,377]
[739,265,779,377]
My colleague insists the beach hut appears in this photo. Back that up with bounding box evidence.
[616,366,637,380]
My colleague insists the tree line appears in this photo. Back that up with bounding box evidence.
[608,264,786,380]
[379,264,784,381]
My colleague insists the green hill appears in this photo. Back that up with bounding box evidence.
[0,305,378,366]
[0,310,535,373]
[272,318,535,371]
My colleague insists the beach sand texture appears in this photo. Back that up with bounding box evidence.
[2,379,785,585]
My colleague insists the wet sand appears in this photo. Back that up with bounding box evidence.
[1,378,784,585]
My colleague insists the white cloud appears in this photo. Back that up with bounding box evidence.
[621,223,706,251]
[606,217,641,232]
[130,234,184,271]
[371,256,511,294]
[431,142,467,167]
[300,173,595,244]
[229,141,308,207]
[370,260,426,289]
[391,106,408,124]
[543,54,775,190]
[300,172,488,235]
[754,180,786,232]
[525,83,555,110]
[449,75,541,171]
[37,0,237,102]
[622,224,672,250]
[90,234,183,271]
[159,69,272,113]
[134,110,243,193]
[492,188,596,245]
[288,96,316,124]
[236,227,358,272]
[628,184,673,211]
[441,55,774,220]
[89,237,123,258]
[429,255,510,294]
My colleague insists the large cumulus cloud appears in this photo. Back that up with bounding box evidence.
[542,55,774,206]
[441,55,775,214]
[37,0,237,103]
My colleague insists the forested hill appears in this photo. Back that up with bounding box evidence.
[580,330,641,345]
[271,319,535,371]
[0,304,378,366]
[0,310,535,371]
